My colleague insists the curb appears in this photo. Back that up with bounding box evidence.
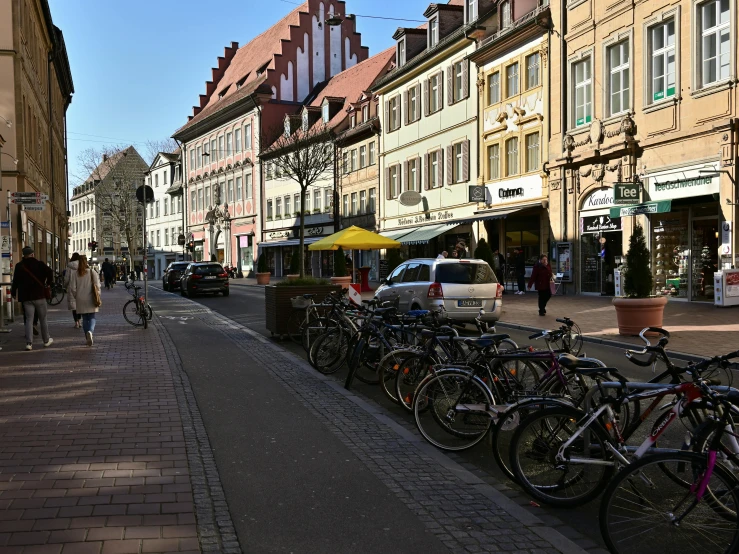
[494,321,705,363]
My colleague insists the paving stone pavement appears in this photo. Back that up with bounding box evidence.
[496,292,739,358]
[0,286,239,554]
[156,290,588,554]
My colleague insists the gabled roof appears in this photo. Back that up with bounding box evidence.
[308,47,396,129]
[173,3,307,138]
[82,147,134,185]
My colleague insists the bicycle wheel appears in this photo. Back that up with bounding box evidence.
[600,452,739,554]
[302,317,337,353]
[286,310,304,343]
[310,329,349,375]
[123,299,145,326]
[396,353,432,412]
[377,349,418,405]
[509,405,615,507]
[492,359,542,403]
[414,369,494,451]
[48,287,65,306]
[349,337,383,385]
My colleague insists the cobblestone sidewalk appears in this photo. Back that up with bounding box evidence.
[496,292,739,358]
[0,287,238,554]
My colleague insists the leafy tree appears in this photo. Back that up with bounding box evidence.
[334,246,348,277]
[623,223,653,298]
[474,238,495,268]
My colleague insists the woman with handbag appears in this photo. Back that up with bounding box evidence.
[68,255,102,346]
[528,254,554,316]
[64,253,82,328]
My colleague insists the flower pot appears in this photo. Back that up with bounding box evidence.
[612,296,668,336]
[330,276,352,287]
[256,272,271,285]
[286,274,300,281]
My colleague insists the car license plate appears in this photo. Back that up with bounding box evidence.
[204,276,217,279]
[458,299,482,307]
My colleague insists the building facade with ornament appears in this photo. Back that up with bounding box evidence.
[173,0,368,276]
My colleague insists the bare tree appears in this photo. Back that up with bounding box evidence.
[265,123,335,278]
[77,145,150,271]
[144,138,179,165]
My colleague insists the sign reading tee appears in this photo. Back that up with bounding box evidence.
[613,183,640,205]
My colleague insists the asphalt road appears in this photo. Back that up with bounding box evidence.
[156,281,722,552]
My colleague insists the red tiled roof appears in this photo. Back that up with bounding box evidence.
[174,3,308,136]
[309,47,396,129]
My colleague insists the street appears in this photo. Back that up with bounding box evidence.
[154,281,679,554]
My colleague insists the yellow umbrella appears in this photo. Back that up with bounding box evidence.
[308,226,401,251]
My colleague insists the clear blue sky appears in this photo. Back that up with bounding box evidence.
[48,0,427,187]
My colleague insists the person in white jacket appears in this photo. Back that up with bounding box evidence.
[68,255,101,346]
[64,253,82,328]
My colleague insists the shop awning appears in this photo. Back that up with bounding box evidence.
[260,237,322,248]
[379,229,414,241]
[446,204,541,226]
[398,223,450,245]
[609,200,672,218]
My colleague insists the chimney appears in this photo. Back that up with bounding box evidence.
[102,154,108,162]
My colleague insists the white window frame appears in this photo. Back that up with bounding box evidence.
[244,124,252,150]
[389,95,400,131]
[359,145,367,168]
[369,188,376,212]
[314,189,321,212]
[454,61,464,102]
[694,0,733,91]
[429,73,440,113]
[369,141,376,165]
[487,143,500,180]
[408,158,419,192]
[605,37,632,117]
[236,177,242,201]
[284,195,291,216]
[505,137,519,177]
[429,150,439,189]
[645,10,679,107]
[454,143,464,184]
[525,132,540,173]
[466,0,478,23]
[409,85,419,122]
[501,1,512,28]
[359,190,366,213]
[506,63,519,98]
[350,149,357,172]
[526,53,540,90]
[362,105,369,122]
[488,72,500,105]
[351,192,357,215]
[322,104,330,123]
[569,52,593,129]
[429,16,439,48]
[397,38,406,67]
[246,173,253,200]
[235,128,241,151]
[390,165,400,198]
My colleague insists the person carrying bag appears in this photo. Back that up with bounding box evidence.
[528,254,554,316]
[68,255,101,347]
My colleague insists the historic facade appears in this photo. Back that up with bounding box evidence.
[0,0,73,277]
[548,0,738,301]
[173,0,368,275]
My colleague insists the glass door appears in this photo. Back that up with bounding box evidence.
[691,217,719,301]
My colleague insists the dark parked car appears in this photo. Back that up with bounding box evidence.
[162,262,191,291]
[180,262,230,297]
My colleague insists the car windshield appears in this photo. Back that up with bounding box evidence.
[435,263,497,284]
[193,264,224,274]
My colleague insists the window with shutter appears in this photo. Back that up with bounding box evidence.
[385,101,390,130]
[403,90,408,125]
[423,80,429,116]
[447,67,453,105]
[462,60,469,99]
[403,160,408,192]
[437,149,444,188]
[446,146,453,185]
[423,154,429,190]
[385,167,391,199]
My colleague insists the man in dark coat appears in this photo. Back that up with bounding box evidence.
[11,246,54,350]
[528,254,554,316]
[101,258,115,289]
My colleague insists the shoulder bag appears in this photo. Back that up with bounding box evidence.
[22,263,52,300]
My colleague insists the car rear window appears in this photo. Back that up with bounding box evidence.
[193,264,224,274]
[435,263,497,284]
[170,264,189,271]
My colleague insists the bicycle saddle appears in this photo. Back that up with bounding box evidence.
[558,353,602,370]
[373,307,396,317]
[302,294,315,299]
[464,337,497,349]
[480,333,511,344]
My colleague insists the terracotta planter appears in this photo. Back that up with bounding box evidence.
[256,272,271,285]
[330,276,352,287]
[286,274,300,281]
[612,296,668,336]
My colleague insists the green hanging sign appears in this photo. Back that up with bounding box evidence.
[610,200,672,218]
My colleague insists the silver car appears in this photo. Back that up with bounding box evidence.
[374,258,503,323]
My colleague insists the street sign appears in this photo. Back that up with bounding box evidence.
[613,183,640,205]
[10,192,49,199]
[21,205,45,211]
[610,200,672,218]
[1,236,9,253]
[0,222,8,229]
[10,198,46,204]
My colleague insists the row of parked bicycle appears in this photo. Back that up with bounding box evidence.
[287,290,739,554]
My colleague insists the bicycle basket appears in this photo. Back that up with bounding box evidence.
[290,296,312,310]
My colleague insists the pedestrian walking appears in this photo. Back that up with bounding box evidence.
[68,255,102,347]
[514,249,526,295]
[135,265,142,280]
[101,258,115,289]
[528,254,554,316]
[11,245,54,351]
[64,252,82,328]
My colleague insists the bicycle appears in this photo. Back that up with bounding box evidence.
[123,284,152,328]
[47,273,65,306]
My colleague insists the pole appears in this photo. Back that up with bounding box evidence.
[142,189,148,306]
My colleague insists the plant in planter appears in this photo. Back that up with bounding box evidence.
[612,223,667,335]
[286,248,301,280]
[331,246,352,286]
[256,252,271,285]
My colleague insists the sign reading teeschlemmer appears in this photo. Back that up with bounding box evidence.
[649,171,719,201]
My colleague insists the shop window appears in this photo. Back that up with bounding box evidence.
[697,0,730,88]
[572,57,592,127]
[487,72,500,105]
[526,53,540,89]
[648,18,676,103]
[607,40,630,116]
[487,144,500,180]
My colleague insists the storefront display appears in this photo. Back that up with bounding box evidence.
[580,215,622,295]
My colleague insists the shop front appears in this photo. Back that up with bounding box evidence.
[579,188,622,296]
[259,225,333,277]
[236,235,255,276]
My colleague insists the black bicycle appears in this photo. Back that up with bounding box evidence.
[123,282,152,328]
[47,273,65,306]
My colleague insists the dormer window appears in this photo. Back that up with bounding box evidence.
[351,114,356,128]
[322,104,330,123]
[302,111,309,131]
[362,105,369,121]
[397,39,406,67]
[429,17,439,48]
[284,118,291,137]
[501,1,511,29]
[466,0,478,23]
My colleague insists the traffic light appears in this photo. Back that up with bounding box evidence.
[88,241,98,252]
[187,240,195,251]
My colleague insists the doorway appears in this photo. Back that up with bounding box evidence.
[691,217,719,301]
